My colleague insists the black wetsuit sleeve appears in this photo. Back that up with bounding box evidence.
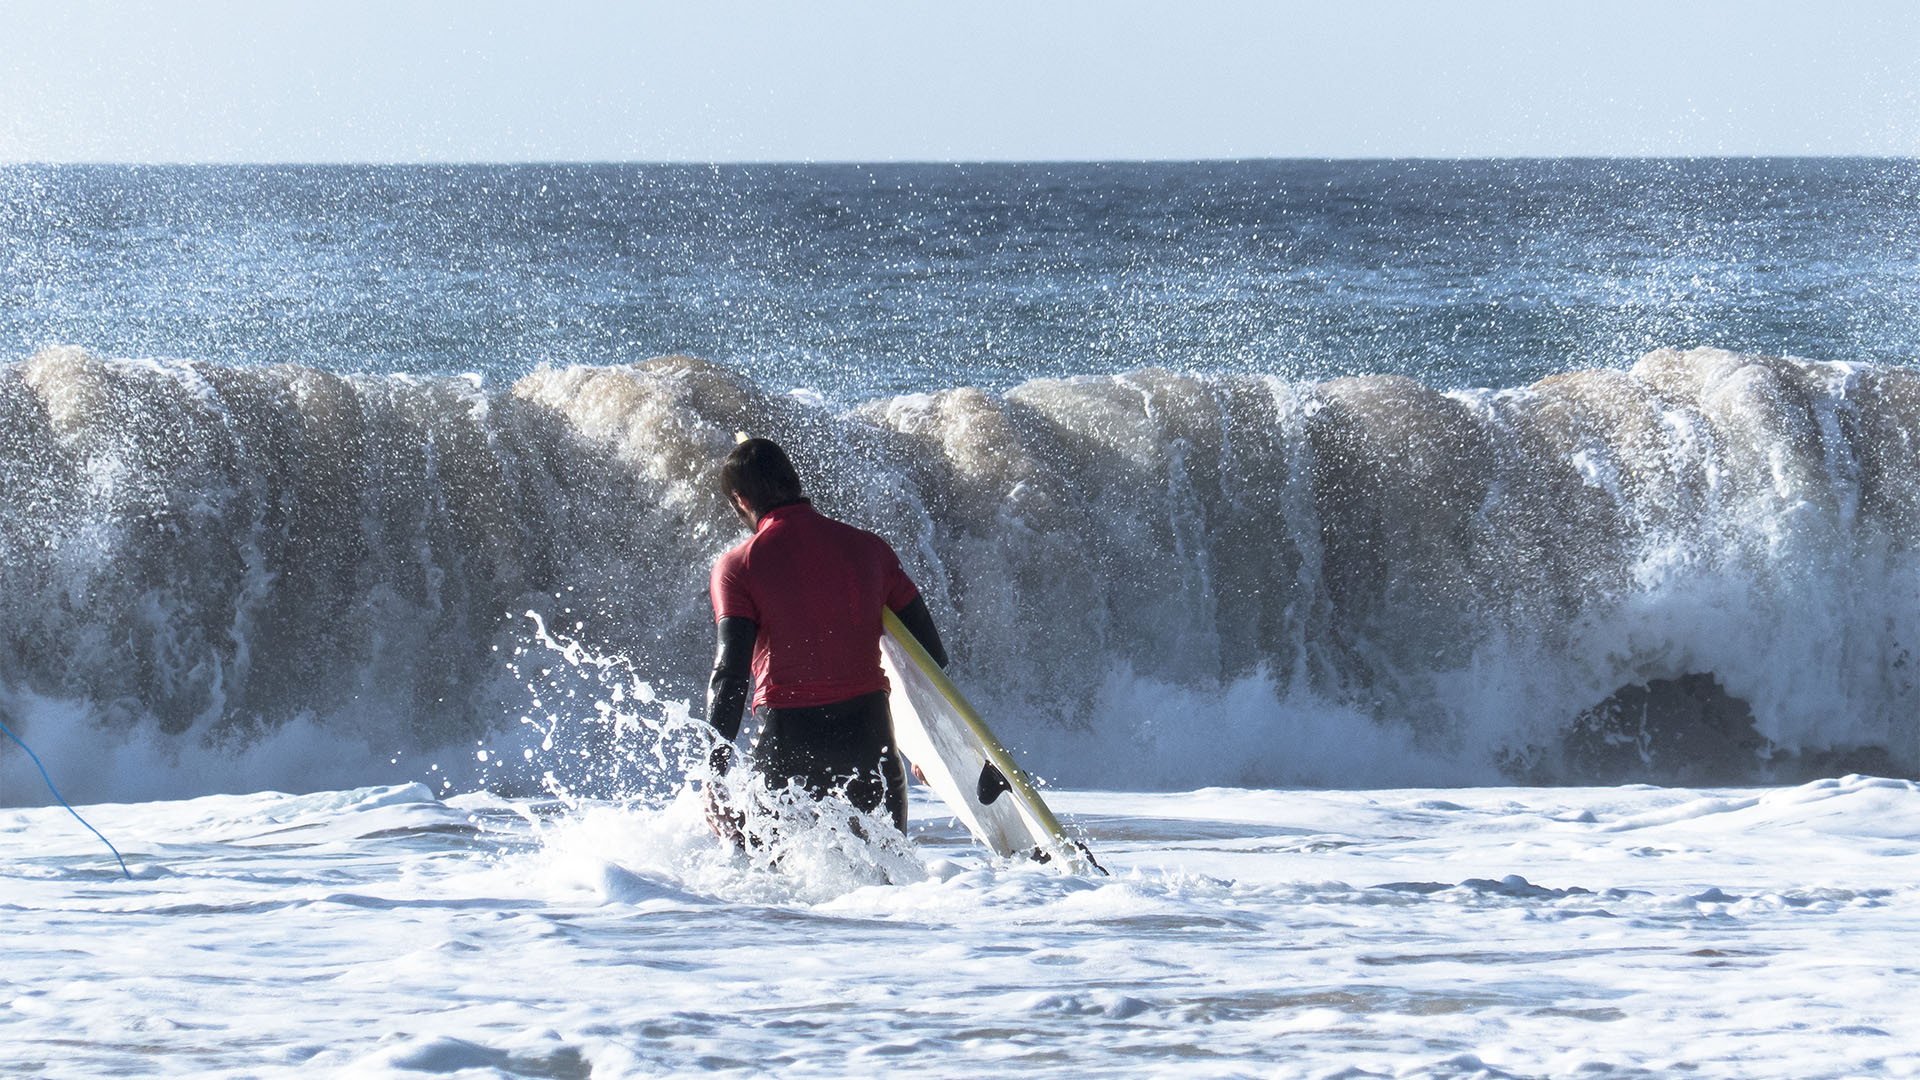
[705,616,757,756]
[893,595,949,669]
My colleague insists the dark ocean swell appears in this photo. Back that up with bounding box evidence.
[3,345,1917,803]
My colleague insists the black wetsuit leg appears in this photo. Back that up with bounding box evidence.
[750,690,908,833]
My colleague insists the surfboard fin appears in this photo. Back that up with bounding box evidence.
[976,763,1012,805]
[1021,840,1106,874]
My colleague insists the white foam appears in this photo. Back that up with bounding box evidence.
[6,779,1918,1077]
[7,346,1920,802]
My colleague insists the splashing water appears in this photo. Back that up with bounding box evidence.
[7,344,1920,804]
[503,611,934,903]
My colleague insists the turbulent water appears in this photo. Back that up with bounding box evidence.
[3,343,1919,803]
[5,159,1920,1079]
[3,159,1920,803]
[7,777,1920,1077]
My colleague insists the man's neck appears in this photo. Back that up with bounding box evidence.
[750,497,810,530]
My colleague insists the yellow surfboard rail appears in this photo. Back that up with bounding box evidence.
[882,607,1098,873]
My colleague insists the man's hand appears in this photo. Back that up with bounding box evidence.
[703,767,746,849]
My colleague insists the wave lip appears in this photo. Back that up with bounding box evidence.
[2,345,1917,801]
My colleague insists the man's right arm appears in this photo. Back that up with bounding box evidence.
[704,616,757,772]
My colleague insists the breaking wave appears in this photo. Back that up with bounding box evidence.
[4,345,1918,803]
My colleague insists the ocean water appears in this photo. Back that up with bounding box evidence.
[7,160,1920,398]
[5,161,1920,800]
[5,160,1920,1077]
[7,778,1920,1077]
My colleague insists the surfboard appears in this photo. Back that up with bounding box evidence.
[879,608,1102,874]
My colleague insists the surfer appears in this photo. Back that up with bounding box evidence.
[702,437,948,842]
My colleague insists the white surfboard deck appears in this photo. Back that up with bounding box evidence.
[880,608,1099,873]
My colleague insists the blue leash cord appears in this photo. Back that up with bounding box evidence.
[0,716,132,879]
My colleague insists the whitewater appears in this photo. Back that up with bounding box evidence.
[6,777,1919,1077]
[4,343,1917,799]
[7,343,1920,1079]
[6,161,1920,1077]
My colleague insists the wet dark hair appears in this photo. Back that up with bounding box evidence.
[720,438,803,513]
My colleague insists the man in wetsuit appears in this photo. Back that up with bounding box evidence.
[703,438,947,838]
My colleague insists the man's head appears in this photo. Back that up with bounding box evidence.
[720,437,803,520]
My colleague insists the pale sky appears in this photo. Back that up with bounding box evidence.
[2,0,1918,163]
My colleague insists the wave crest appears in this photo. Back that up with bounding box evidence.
[3,346,1917,800]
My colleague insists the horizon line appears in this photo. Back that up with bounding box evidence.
[5,153,1918,168]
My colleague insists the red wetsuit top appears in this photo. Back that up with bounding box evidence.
[709,501,920,709]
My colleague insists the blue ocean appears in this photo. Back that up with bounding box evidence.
[3,159,1920,802]
[10,160,1920,395]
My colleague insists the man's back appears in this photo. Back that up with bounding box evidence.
[710,501,918,709]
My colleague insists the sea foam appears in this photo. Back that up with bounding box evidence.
[3,345,1918,803]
